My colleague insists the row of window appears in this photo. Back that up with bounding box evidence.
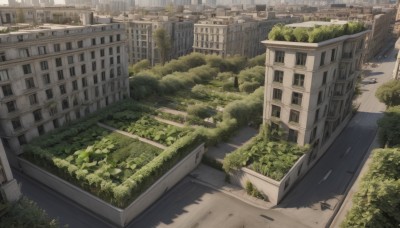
[273,70,328,87]
[274,48,337,67]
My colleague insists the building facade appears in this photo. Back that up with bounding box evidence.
[126,16,194,65]
[0,140,21,203]
[0,23,130,154]
[263,21,368,163]
[193,16,299,58]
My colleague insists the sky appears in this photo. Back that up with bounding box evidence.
[0,0,65,5]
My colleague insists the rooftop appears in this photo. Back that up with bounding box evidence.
[286,20,348,28]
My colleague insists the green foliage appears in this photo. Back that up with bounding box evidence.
[129,74,160,100]
[341,148,400,228]
[239,81,261,93]
[377,106,400,147]
[247,54,266,67]
[187,104,214,119]
[129,59,150,75]
[375,80,400,107]
[237,66,265,85]
[154,28,171,65]
[0,197,59,228]
[223,126,308,181]
[205,55,247,73]
[268,22,365,43]
[245,181,266,200]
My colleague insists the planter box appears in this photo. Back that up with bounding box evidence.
[18,143,205,227]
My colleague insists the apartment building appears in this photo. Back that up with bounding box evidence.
[193,16,299,58]
[263,21,368,163]
[0,23,130,154]
[0,140,20,203]
[126,16,194,65]
[392,37,400,80]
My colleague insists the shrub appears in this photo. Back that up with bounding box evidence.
[377,105,400,147]
[222,81,235,92]
[375,80,400,107]
[129,74,160,100]
[238,66,265,85]
[247,54,266,67]
[129,59,150,74]
[217,72,235,81]
[187,104,214,119]
[239,81,261,93]
[293,27,309,42]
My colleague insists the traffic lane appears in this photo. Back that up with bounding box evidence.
[130,179,308,228]
[14,170,114,228]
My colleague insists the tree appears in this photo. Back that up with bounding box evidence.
[154,28,171,65]
[377,105,400,147]
[130,59,150,74]
[375,80,400,107]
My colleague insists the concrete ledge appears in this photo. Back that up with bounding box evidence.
[18,143,205,227]
[1,179,21,202]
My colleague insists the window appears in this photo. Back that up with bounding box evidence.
[68,55,74,64]
[33,109,42,122]
[315,109,320,123]
[18,135,27,146]
[25,78,35,89]
[291,92,303,106]
[293,74,305,87]
[55,58,62,67]
[65,113,71,123]
[79,53,85,62]
[84,90,88,100]
[29,93,38,105]
[73,98,78,106]
[43,74,50,84]
[100,49,105,57]
[22,64,31,74]
[19,48,30,58]
[54,43,60,52]
[75,110,81,119]
[57,70,64,80]
[81,65,86,74]
[92,61,96,71]
[289,110,300,123]
[78,40,83,48]
[95,86,99,97]
[117,34,121,41]
[38,125,45,135]
[93,75,98,84]
[69,67,75,77]
[274,51,285,63]
[82,78,87,87]
[274,70,284,83]
[288,129,298,143]
[271,105,281,118]
[40,61,48,70]
[6,100,16,113]
[11,118,22,130]
[59,84,66,94]
[317,91,323,104]
[38,46,47,55]
[62,99,69,110]
[101,60,105,69]
[2,84,13,97]
[0,70,9,81]
[272,88,282,101]
[101,37,105,44]
[66,42,72,50]
[331,48,336,61]
[109,35,113,43]
[49,106,58,116]
[322,71,327,85]
[0,52,5,62]
[53,119,59,128]
[117,56,120,64]
[310,127,317,143]
[44,88,53,99]
[72,80,78,91]
[109,47,113,55]
[101,72,106,81]
[295,52,307,66]
[102,84,106,94]
[110,57,114,65]
[91,51,95,59]
[320,51,326,66]
[110,69,114,78]
[117,46,120,53]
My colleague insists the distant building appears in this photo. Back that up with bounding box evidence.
[126,16,194,65]
[263,21,368,161]
[392,37,400,80]
[0,24,130,154]
[193,15,299,58]
[0,140,21,203]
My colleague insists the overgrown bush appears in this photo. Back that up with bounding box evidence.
[187,104,214,119]
[129,59,150,75]
[129,74,160,100]
[377,105,400,147]
[247,54,266,67]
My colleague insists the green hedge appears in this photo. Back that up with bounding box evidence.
[268,22,365,43]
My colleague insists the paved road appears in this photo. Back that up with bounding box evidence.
[129,178,308,228]
[273,48,395,227]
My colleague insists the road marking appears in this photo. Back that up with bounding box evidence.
[345,147,351,156]
[318,169,332,184]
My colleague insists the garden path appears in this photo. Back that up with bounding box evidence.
[158,107,188,116]
[153,116,185,128]
[97,122,167,150]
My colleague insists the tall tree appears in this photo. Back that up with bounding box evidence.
[154,28,171,65]
[375,80,400,107]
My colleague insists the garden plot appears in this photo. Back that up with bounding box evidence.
[100,110,191,146]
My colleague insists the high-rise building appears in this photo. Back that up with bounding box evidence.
[263,21,368,162]
[0,24,130,154]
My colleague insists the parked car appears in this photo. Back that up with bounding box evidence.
[361,78,377,84]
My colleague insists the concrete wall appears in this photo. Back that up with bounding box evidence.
[18,143,205,227]
[231,114,351,205]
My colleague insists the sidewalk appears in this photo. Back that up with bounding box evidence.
[329,133,381,228]
[190,164,274,210]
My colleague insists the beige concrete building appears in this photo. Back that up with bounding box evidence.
[0,23,130,155]
[392,37,400,80]
[263,21,368,163]
[0,140,21,203]
[126,16,194,65]
[193,15,299,58]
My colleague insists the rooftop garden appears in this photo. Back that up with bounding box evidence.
[223,126,309,181]
[268,21,366,43]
